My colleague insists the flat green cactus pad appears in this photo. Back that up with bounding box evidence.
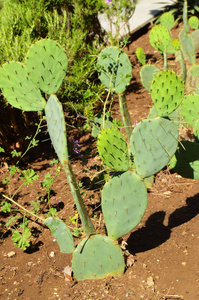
[181,94,199,126]
[149,24,171,53]
[150,70,184,117]
[72,234,125,280]
[45,94,68,163]
[97,46,132,94]
[102,170,148,240]
[170,141,199,179]
[25,39,68,95]
[0,61,46,111]
[44,217,74,253]
[130,117,179,178]
[140,64,160,91]
[97,127,130,171]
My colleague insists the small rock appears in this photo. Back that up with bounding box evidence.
[146,276,154,289]
[63,266,73,281]
[7,251,16,258]
[49,251,55,258]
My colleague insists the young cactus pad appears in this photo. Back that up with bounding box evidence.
[150,70,184,117]
[130,117,179,178]
[101,170,148,240]
[72,234,125,281]
[97,127,130,171]
[160,12,175,30]
[136,47,146,66]
[149,24,171,53]
[0,61,46,111]
[170,141,199,179]
[25,39,68,95]
[44,217,74,253]
[180,94,199,126]
[97,46,132,94]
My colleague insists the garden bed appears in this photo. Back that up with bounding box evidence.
[0,22,199,300]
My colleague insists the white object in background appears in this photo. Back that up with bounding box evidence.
[98,0,176,38]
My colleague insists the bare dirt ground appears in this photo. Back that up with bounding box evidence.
[0,22,199,300]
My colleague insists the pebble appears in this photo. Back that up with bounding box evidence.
[7,251,16,258]
[49,251,55,258]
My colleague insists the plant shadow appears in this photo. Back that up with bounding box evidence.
[127,193,199,254]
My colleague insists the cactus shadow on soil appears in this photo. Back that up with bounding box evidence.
[127,194,199,254]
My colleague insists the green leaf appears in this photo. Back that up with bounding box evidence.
[20,169,39,184]
[1,201,12,213]
[11,227,31,250]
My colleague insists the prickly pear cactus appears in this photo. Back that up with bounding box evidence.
[130,117,179,178]
[179,29,196,65]
[149,24,171,53]
[172,39,181,51]
[25,39,68,95]
[97,127,130,171]
[188,16,199,30]
[97,46,132,94]
[193,119,199,141]
[140,64,160,91]
[0,61,46,111]
[44,217,74,253]
[136,47,146,65]
[45,94,95,236]
[45,94,68,162]
[170,141,199,179]
[72,234,125,280]
[160,12,175,30]
[180,94,199,126]
[186,65,199,94]
[101,170,148,240]
[150,70,184,117]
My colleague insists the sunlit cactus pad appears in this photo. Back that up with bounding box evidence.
[160,12,175,30]
[150,70,184,117]
[72,234,125,280]
[25,39,68,95]
[170,141,199,179]
[97,127,130,171]
[97,46,132,94]
[181,94,199,126]
[101,170,148,240]
[44,217,74,253]
[0,61,46,111]
[149,24,171,53]
[130,117,179,178]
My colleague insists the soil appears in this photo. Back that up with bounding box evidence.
[0,21,199,300]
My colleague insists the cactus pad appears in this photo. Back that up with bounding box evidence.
[160,12,175,30]
[97,127,130,171]
[136,47,146,65]
[25,39,68,95]
[186,65,199,94]
[101,170,148,240]
[0,61,46,111]
[180,94,199,126]
[130,117,179,178]
[97,46,132,94]
[140,64,160,91]
[45,94,68,163]
[72,234,125,280]
[170,141,199,179]
[150,70,184,117]
[44,217,74,253]
[188,16,199,30]
[149,24,171,53]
